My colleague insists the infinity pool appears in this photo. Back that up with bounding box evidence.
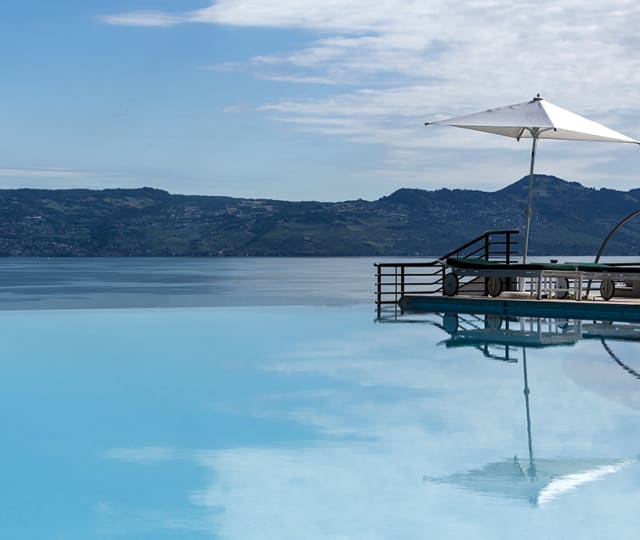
[2,258,639,539]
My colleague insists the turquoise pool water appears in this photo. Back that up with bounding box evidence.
[2,258,640,539]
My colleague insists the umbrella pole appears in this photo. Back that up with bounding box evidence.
[522,133,539,263]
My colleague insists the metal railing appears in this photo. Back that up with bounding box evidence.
[375,229,519,316]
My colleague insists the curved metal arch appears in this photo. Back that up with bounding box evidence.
[586,208,640,296]
[594,208,640,264]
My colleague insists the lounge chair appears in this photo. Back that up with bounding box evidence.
[443,257,640,301]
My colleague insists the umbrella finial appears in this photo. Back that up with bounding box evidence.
[532,93,543,102]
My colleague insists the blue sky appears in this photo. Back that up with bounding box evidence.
[1,1,639,201]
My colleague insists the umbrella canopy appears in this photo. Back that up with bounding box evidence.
[426,95,640,261]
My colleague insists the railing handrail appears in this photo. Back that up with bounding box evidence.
[440,229,520,261]
[375,230,520,316]
[375,229,519,269]
[375,261,442,268]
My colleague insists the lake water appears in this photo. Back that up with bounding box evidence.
[2,258,640,539]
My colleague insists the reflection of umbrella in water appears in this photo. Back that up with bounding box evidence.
[425,348,638,506]
[426,95,640,261]
[430,454,634,507]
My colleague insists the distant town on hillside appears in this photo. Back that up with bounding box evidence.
[2,175,640,257]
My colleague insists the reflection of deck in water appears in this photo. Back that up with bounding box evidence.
[381,310,640,364]
[441,314,582,350]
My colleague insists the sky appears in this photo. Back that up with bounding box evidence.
[1,0,640,201]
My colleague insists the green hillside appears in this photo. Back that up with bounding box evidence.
[1,176,639,256]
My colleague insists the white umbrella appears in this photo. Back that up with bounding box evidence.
[426,95,640,261]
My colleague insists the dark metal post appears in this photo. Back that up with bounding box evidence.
[375,264,382,318]
[394,265,399,317]
[523,130,540,263]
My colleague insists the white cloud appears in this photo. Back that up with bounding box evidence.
[0,167,121,179]
[0,167,145,188]
[191,0,407,31]
[102,1,640,106]
[0,167,216,194]
[105,446,182,464]
[255,73,338,85]
[201,61,244,72]
[100,1,640,192]
[98,10,186,27]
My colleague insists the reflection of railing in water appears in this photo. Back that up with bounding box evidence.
[444,312,523,362]
[380,310,640,366]
[601,339,640,380]
[442,314,582,362]
[374,230,519,316]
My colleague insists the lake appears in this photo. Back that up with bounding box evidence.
[2,257,640,539]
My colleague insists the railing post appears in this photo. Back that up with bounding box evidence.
[484,233,490,260]
[376,264,382,318]
[394,265,398,305]
[506,232,511,264]
[400,265,405,298]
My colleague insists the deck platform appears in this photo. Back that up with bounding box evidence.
[398,294,640,322]
[375,230,640,322]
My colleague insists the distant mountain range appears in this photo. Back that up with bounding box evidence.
[2,175,640,257]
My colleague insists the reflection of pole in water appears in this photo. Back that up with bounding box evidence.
[522,347,536,480]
